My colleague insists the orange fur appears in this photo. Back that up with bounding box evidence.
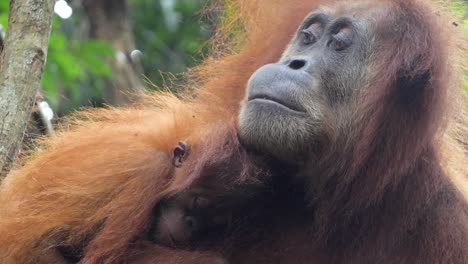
[0,97,216,263]
[0,0,466,263]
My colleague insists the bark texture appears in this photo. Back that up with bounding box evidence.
[0,0,55,177]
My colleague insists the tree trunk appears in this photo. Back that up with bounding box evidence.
[0,0,55,177]
[82,0,144,106]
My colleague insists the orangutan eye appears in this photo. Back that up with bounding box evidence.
[300,23,323,46]
[328,36,349,51]
[328,26,353,51]
[301,29,317,45]
[190,196,211,209]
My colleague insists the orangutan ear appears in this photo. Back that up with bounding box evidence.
[172,141,191,168]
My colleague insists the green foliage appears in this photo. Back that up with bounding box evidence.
[0,2,114,114]
[452,1,468,32]
[42,17,114,112]
[42,16,115,114]
[0,1,8,28]
[2,0,211,113]
[130,0,211,86]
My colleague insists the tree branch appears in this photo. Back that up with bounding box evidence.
[0,0,55,177]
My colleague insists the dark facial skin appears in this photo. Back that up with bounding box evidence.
[150,191,228,248]
[238,4,384,162]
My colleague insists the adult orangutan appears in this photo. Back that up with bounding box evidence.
[0,0,467,263]
[236,0,468,263]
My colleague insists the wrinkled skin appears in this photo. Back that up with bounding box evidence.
[239,3,385,162]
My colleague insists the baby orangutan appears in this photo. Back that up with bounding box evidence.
[150,140,264,249]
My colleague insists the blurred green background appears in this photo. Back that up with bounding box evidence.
[1,0,212,115]
[0,0,466,116]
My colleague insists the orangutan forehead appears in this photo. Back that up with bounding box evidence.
[306,1,391,23]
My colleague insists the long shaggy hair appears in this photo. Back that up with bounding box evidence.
[0,0,466,263]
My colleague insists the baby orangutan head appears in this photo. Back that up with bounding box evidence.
[150,127,269,248]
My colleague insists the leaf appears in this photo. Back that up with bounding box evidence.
[74,40,114,77]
